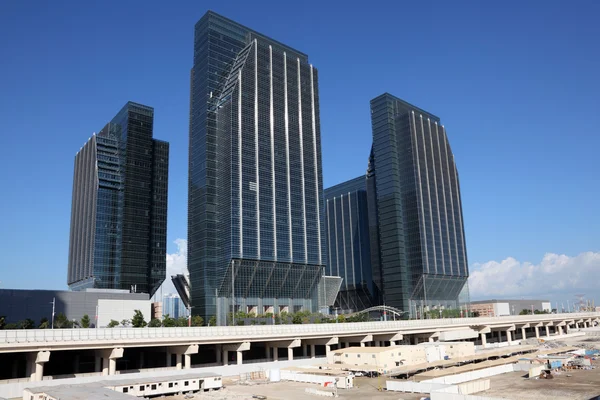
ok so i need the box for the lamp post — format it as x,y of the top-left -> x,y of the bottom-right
50,297 -> 55,329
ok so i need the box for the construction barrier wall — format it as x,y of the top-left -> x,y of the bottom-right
280,370 -> 353,389
430,393 -> 504,400
422,364 -> 515,385
386,380 -> 453,393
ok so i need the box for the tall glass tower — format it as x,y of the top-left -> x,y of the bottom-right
369,93 -> 469,315
189,11 -> 326,322
324,177 -> 375,312
67,102 -> 169,297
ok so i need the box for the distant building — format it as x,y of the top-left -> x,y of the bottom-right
67,102 -> 169,297
162,294 -> 186,319
0,288 -> 150,327
471,299 -> 552,317
324,176 -> 375,312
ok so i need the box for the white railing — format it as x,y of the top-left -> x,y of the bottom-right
0,312 -> 597,345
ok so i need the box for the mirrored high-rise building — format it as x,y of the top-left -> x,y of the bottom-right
369,93 -> 469,315
67,102 -> 169,297
324,177 -> 375,312
189,12 -> 326,322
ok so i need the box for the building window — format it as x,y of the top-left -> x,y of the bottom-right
139,386 -> 144,391
184,381 -> 189,386
169,383 -> 173,388
123,388 -> 128,393
151,384 -> 157,390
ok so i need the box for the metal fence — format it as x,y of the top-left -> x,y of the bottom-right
0,312 -> 597,344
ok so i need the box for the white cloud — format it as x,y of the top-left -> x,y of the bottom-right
155,239 -> 188,299
468,251 -> 600,301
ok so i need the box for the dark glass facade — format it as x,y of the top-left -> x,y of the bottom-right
324,177 -> 375,312
369,93 -> 468,315
67,102 -> 169,297
189,12 -> 325,322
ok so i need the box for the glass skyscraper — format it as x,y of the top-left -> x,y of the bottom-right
369,93 -> 469,315
188,11 -> 325,322
324,177 -> 375,312
67,102 -> 169,297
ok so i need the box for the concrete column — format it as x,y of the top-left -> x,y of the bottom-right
390,341 -> 397,346
272,347 -> 278,362
302,345 -> 308,357
535,326 -> 540,339
102,357 -> 109,376
521,328 -> 526,340
28,351 -> 50,382
73,354 -> 80,374
109,358 -> 117,375
184,354 -> 191,370
34,362 -> 44,382
222,350 -> 228,366
497,331 -> 502,342
176,354 -> 182,370
237,351 -> 243,365
11,360 -> 18,379
428,337 -> 434,343
545,326 -> 550,337
95,356 -> 102,373
558,326 -> 564,336
480,333 -> 487,346
166,352 -> 172,367
325,345 -> 331,356
25,359 -> 32,378
360,342 -> 365,347
288,348 -> 294,361
506,330 -> 512,342
265,347 -> 270,361
310,344 -> 316,359
216,347 -> 222,364
138,352 -> 144,369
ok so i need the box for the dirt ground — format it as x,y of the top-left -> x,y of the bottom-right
166,334 -> 600,400
167,376 -> 425,400
479,335 -> 600,400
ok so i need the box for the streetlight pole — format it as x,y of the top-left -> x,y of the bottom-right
50,297 -> 55,329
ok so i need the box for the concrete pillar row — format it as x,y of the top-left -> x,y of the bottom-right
170,344 -> 199,370
96,348 -> 123,377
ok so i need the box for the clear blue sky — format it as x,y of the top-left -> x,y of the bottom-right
1,1 -> 598,304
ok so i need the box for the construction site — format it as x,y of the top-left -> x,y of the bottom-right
162,327 -> 600,400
